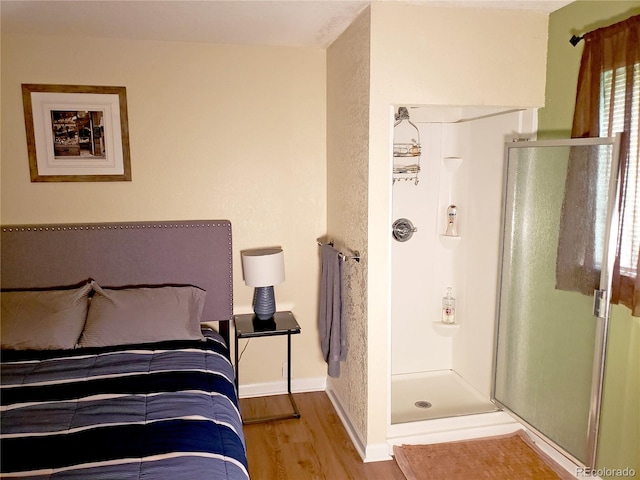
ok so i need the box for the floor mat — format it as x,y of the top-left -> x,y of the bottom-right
393,430 -> 575,480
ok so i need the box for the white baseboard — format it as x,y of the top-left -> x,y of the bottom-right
364,442 -> 395,463
238,376 -> 326,398
325,387 -> 368,460
524,429 -> 594,480
325,386 -> 393,463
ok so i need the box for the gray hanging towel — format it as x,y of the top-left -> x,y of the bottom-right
319,244 -> 346,377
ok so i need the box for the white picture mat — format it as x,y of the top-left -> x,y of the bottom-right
31,92 -> 124,176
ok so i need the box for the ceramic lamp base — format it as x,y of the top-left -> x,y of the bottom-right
253,286 -> 276,320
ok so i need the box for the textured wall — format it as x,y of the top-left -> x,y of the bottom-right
326,7 -> 372,445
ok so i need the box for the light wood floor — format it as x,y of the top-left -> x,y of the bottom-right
241,391 -> 406,480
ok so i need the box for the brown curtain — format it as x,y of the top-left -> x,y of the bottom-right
557,15 -> 640,316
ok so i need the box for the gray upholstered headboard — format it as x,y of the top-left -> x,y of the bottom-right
1,220 -> 233,344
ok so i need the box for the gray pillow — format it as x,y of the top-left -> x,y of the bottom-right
1,283 -> 92,350
78,282 -> 206,348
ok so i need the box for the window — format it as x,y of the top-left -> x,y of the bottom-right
556,14 -> 640,315
601,64 -> 640,277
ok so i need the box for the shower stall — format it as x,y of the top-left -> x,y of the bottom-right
390,105 -> 532,427
389,104 -> 622,470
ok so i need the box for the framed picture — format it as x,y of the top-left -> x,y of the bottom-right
22,84 -> 131,182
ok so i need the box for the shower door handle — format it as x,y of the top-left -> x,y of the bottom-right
593,289 -> 608,319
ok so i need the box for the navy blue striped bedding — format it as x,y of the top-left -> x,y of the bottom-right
0,329 -> 249,480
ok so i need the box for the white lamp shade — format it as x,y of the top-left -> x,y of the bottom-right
241,248 -> 285,287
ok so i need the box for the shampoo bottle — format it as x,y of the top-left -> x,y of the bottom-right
442,287 -> 456,324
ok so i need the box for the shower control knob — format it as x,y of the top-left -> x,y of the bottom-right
392,218 -> 417,242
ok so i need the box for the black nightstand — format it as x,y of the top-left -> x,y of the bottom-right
233,311 -> 301,424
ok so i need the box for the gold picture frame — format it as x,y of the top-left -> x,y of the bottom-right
22,84 -> 131,182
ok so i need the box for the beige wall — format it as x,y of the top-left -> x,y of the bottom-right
1,33 -> 328,386
365,2 -> 549,451
540,1 -> 640,475
369,4 -> 548,107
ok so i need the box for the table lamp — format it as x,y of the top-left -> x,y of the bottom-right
241,247 -> 285,320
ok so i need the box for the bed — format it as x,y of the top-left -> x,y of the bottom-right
0,220 -> 249,479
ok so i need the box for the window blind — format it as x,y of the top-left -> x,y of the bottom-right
601,64 -> 640,276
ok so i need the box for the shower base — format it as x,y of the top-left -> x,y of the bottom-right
391,369 -> 498,424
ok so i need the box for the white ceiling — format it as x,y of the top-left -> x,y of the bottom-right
0,0 -> 573,49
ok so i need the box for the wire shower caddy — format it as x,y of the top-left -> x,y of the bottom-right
393,106 -> 421,185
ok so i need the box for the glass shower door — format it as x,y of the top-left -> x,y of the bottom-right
493,136 -> 621,469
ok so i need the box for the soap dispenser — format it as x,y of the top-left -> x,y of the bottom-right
442,287 -> 456,324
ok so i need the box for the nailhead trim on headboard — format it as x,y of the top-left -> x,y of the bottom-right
1,220 -> 234,325
2,221 -> 232,232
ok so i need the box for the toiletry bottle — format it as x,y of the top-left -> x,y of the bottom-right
442,287 -> 456,324
445,205 -> 458,236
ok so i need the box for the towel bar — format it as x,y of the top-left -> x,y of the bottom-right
317,240 -> 360,263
